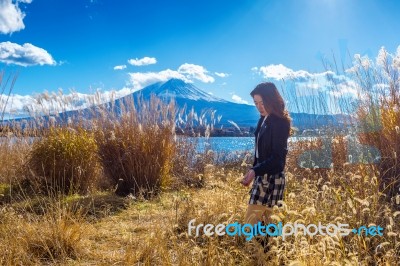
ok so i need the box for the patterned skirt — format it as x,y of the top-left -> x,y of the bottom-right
249,172 -> 285,207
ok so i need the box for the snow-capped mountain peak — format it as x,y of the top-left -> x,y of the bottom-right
137,78 -> 228,103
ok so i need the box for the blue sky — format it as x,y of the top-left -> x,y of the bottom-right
1,0 -> 400,115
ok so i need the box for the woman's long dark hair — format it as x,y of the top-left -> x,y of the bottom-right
250,82 -> 291,124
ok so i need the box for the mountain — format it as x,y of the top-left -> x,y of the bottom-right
115,78 -> 259,127
1,78 -> 350,133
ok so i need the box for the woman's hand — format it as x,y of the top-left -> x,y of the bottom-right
241,169 -> 255,186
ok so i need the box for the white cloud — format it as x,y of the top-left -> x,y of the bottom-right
328,83 -> 358,98
178,63 -> 215,83
113,64 -> 126,70
253,64 -> 313,82
253,63 -> 358,95
1,86 -> 139,117
128,63 -> 215,90
128,56 -> 157,66
231,94 -> 249,104
96,86 -> 134,100
1,93 -> 33,115
252,63 -> 365,115
215,72 -> 229,78
293,82 -> 324,97
0,0 -> 32,34
305,83 -> 321,89
0,41 -> 56,66
128,69 -> 189,89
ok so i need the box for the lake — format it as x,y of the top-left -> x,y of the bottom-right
189,137 -> 255,153
185,136 -> 315,153
189,135 -> 379,167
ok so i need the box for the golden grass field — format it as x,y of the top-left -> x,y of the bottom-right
0,158 -> 399,265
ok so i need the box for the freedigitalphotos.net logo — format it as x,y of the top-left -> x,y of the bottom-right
188,219 -> 384,241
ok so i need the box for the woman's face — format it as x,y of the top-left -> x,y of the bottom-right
253,94 -> 268,116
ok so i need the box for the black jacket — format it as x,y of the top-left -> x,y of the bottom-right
252,113 -> 290,176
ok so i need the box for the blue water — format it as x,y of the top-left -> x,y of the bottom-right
188,137 -> 255,153
188,136 -> 313,153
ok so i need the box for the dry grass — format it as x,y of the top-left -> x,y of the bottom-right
94,95 -> 177,197
2,166 -> 398,265
0,137 -> 31,183
0,201 -> 90,265
25,127 -> 100,195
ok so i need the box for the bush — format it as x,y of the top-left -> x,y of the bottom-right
27,127 -> 100,194
96,96 -> 176,197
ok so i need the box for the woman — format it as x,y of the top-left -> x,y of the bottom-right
241,82 -> 291,228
